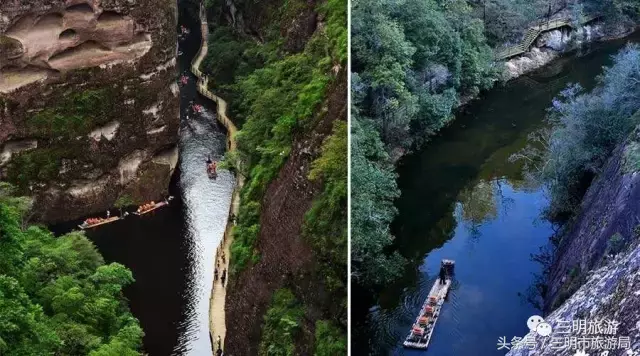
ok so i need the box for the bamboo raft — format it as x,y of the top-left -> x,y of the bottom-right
133,196 -> 174,216
78,216 -> 121,230
404,259 -> 455,349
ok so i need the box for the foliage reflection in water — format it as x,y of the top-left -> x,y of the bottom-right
353,32 -> 640,356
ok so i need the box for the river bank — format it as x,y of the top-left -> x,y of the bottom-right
353,29 -> 640,356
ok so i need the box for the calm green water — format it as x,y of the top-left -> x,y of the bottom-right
352,32 -> 640,356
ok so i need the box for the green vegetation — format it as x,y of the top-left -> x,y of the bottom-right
518,45 -> 640,218
0,185 -> 142,355
304,121 -> 347,301
606,232 -> 625,256
206,0 -> 346,279
623,139 -> 640,172
4,86 -> 121,192
351,117 -> 404,285
226,16 -> 335,275
552,265 -> 586,310
27,89 -> 113,138
204,0 -> 346,351
114,195 -> 134,210
114,195 -> 135,216
201,26 -> 262,89
5,147 -> 69,190
258,289 -> 304,356
313,320 -> 347,356
474,0 -> 640,46
478,0 -> 553,45
351,0 -> 499,287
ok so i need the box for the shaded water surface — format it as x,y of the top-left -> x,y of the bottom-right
353,32 -> 640,356
53,1 -> 233,354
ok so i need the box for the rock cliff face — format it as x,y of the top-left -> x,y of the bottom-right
0,0 -> 179,222
507,128 -> 640,356
504,23 -> 606,80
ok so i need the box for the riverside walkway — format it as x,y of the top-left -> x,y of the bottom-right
191,3 -> 237,151
496,15 -> 600,60
190,1 -> 243,353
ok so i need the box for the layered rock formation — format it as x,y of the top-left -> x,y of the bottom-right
0,0 -> 179,222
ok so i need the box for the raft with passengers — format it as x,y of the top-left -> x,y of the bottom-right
133,196 -> 175,216
78,214 -> 121,230
78,196 -> 174,229
404,259 -> 455,349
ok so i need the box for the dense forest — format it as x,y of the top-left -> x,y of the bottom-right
203,0 -> 347,352
351,0 -> 640,289
351,0 -> 499,286
0,184 -> 142,355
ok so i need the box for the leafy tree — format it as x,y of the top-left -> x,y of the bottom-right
351,0 -> 499,287
479,0 -> 549,45
114,195 -> 134,215
202,0 -> 347,351
305,121 -> 348,298
0,190 -> 143,355
351,116 -> 405,285
0,276 -> 60,355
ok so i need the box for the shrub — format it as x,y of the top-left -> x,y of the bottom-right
259,289 -> 304,356
606,232 -> 625,256
27,89 -> 112,137
314,320 -> 346,355
515,45 -> 640,218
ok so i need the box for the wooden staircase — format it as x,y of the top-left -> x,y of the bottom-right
496,15 -> 600,61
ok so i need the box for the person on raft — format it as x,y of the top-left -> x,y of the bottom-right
206,156 -> 217,175
438,265 -> 447,285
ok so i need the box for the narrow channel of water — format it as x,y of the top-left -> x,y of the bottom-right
352,32 -> 640,356
51,1 -> 233,354
173,1 -> 234,354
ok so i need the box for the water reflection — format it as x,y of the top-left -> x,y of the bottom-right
458,179 -> 500,228
353,32 -> 640,356
370,179 -> 552,356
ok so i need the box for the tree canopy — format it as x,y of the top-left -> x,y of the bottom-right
351,0 -> 499,287
0,185 -> 143,355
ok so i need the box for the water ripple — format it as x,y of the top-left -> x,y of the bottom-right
172,106 -> 235,355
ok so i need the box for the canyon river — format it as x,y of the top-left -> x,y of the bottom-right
52,1 -> 233,354
352,31 -> 640,356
